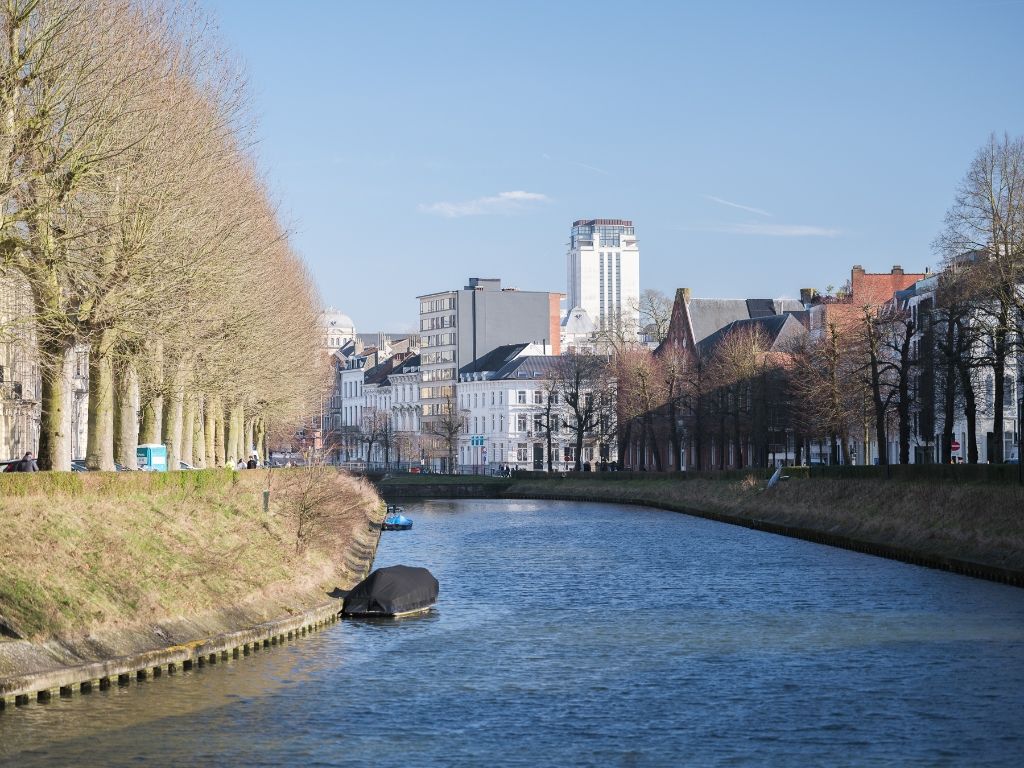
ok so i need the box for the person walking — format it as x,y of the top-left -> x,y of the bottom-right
247,454 -> 258,470
5,452 -> 40,472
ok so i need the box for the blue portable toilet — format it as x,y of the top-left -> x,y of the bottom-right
137,443 -> 168,472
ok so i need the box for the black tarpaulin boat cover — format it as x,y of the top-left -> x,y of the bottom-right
342,565 -> 439,616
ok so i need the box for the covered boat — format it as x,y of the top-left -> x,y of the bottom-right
342,565 -> 439,617
383,505 -> 413,531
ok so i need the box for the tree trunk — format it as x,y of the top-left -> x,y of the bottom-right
940,317 -> 957,464
235,408 -> 246,462
37,347 -> 70,471
958,363 -> 978,463
182,394 -> 195,468
140,395 -> 161,444
113,363 -> 139,469
225,402 -> 242,465
992,324 -> 1007,463
193,395 -> 206,467
244,418 -> 254,462
162,367 -> 185,469
214,404 -> 226,467
254,416 -> 266,465
85,328 -> 117,470
205,396 -> 217,466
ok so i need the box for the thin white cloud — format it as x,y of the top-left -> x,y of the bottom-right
671,222 -> 842,238
703,194 -> 772,217
723,222 -> 842,237
419,190 -> 551,218
575,162 -> 611,176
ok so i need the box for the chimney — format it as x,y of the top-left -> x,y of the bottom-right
851,265 -> 865,278
891,265 -> 904,275
680,287 -> 692,303
799,288 -> 817,305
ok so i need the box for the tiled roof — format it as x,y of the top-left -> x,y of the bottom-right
459,343 -> 530,376
696,314 -> 805,357
687,298 -> 804,343
493,355 -> 563,381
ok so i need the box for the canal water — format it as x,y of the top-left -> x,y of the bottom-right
3,499 -> 1024,766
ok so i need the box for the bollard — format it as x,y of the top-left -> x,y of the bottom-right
263,489 -> 270,515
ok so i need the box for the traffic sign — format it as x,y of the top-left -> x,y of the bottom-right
951,439 -> 961,451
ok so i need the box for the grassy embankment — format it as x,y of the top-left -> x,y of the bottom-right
505,474 -> 1024,572
0,468 -> 382,642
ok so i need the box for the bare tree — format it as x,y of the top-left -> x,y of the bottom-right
553,352 -> 612,471
936,133 -> 1024,462
422,395 -> 463,473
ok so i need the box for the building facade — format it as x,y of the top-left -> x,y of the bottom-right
417,277 -> 561,470
456,344 -> 612,473
566,219 -> 640,334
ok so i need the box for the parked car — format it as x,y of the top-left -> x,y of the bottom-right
179,461 -> 196,470
71,460 -> 129,471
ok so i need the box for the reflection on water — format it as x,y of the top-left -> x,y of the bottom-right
3,499 -> 1024,767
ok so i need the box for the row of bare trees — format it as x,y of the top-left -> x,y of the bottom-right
617,134 -> 1024,469
1,0 -> 325,470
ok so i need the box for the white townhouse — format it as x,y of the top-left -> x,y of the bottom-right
904,273 -> 1021,464
335,355 -> 369,463
456,342 -> 610,473
387,354 -> 423,467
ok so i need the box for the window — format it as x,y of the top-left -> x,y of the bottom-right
516,414 -> 528,432
533,390 -> 543,405
533,414 -> 543,432
491,414 -> 495,431
517,443 -> 529,462
517,390 -> 527,404
491,392 -> 495,406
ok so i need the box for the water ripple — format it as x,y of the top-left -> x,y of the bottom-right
3,499 -> 1024,767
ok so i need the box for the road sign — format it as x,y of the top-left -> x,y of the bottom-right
951,440 -> 961,451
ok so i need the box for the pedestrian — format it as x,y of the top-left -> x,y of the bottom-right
247,454 -> 258,470
19,451 -> 39,472
235,458 -> 246,470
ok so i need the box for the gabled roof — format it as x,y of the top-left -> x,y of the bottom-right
459,343 -> 530,376
696,314 -> 806,358
687,297 -> 803,343
561,306 -> 595,334
390,354 -> 421,375
363,358 -> 396,386
493,355 -> 562,381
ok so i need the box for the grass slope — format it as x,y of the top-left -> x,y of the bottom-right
0,469 -> 381,641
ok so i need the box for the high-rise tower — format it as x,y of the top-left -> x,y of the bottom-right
566,219 -> 640,332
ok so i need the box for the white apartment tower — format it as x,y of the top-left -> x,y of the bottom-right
566,219 -> 640,332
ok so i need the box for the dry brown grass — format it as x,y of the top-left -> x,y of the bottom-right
0,469 -> 381,640
511,477 -> 1024,570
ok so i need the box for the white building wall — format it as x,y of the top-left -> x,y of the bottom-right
566,220 -> 640,334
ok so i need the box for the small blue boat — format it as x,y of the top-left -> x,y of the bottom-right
383,505 -> 413,531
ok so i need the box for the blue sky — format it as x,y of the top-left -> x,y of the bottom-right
205,0 -> 1024,333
